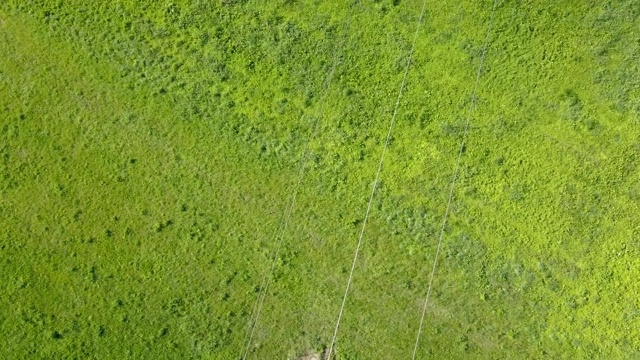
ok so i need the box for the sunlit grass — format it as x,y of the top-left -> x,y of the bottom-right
1,1 -> 639,358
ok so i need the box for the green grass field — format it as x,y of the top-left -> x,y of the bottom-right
1,0 -> 639,359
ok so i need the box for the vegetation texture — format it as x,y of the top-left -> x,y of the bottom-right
1,0 -> 639,359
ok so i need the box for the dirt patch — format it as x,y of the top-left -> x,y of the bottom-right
298,351 -> 323,360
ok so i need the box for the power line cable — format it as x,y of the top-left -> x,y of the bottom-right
411,1 -> 498,359
326,0 -> 429,358
240,3 -> 358,359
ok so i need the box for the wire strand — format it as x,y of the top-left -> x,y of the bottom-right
240,3 -> 358,359
326,0 -> 429,358
411,1 -> 498,359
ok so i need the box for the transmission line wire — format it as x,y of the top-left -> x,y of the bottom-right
326,0 -> 429,358
240,2 -> 358,359
411,1 -> 498,359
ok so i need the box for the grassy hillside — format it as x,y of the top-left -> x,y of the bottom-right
1,0 -> 639,359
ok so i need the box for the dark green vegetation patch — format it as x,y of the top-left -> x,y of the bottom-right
1,0 -> 639,359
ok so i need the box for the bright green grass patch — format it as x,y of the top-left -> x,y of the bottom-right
1,1 -> 639,359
